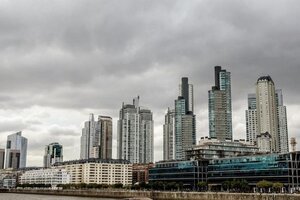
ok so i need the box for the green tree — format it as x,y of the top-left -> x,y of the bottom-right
197,181 -> 207,191
257,180 -> 273,193
272,182 -> 283,193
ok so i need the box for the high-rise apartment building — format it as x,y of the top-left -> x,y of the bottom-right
209,66 -> 232,141
0,149 -> 5,169
43,142 -> 63,168
163,108 -> 175,160
173,77 -> 196,160
80,114 -> 112,160
5,131 -> 27,169
246,93 -> 258,145
117,96 -> 153,163
256,76 -> 279,152
246,76 -> 289,153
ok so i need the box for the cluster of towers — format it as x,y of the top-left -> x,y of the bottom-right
163,66 -> 290,161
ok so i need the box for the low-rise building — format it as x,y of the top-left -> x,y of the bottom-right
132,163 -> 154,184
55,158 -> 132,186
186,137 -> 259,160
20,168 -> 70,186
149,159 -> 208,190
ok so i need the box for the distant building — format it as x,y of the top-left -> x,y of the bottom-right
5,132 -> 27,169
163,108 -> 175,161
117,96 -> 153,164
80,114 -> 113,160
20,168 -> 70,186
256,132 -> 272,153
174,78 -> 196,160
0,149 -> 5,169
132,163 -> 154,185
186,137 -> 259,160
209,66 -> 232,141
245,93 -> 257,145
43,143 -> 63,168
55,159 -> 132,185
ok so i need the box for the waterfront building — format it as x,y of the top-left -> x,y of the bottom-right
43,143 -> 63,168
245,93 -> 257,145
186,137 -> 259,160
209,66 -> 232,141
80,114 -> 113,160
117,96 -> 153,163
174,78 -> 196,160
149,159 -> 208,190
0,149 -> 4,169
55,158 -> 132,185
246,77 -> 289,153
256,132 -> 272,153
207,151 -> 300,192
20,168 -> 70,186
5,132 -> 27,169
163,108 -> 175,161
132,163 -> 154,185
276,89 -> 289,153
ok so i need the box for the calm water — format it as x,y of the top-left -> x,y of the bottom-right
0,193 -> 120,200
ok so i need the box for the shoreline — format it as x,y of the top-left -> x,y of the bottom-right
2,189 -> 300,200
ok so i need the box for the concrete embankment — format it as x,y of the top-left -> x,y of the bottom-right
7,189 -> 300,200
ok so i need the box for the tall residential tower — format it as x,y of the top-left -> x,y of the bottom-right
208,66 -> 232,141
117,96 -> 153,163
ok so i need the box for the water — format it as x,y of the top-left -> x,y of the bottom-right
0,193 -> 119,200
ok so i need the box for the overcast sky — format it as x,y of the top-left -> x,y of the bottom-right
0,0 -> 300,166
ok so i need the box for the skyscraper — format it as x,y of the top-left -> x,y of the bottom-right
173,77 -> 196,160
163,108 -> 175,160
117,96 -> 153,164
256,76 -> 279,153
0,149 -> 5,169
246,93 -> 258,145
44,142 -> 63,168
5,131 -> 27,169
209,66 -> 232,141
80,114 -> 113,160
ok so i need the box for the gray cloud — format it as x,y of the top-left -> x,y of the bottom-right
0,0 -> 300,165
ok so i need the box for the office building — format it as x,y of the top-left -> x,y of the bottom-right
55,158 -> 132,185
43,143 -> 63,168
20,168 -> 70,186
163,108 -> 175,161
0,149 -> 4,169
117,96 -> 153,163
174,77 -> 196,160
186,137 -> 259,160
207,152 -> 300,192
80,114 -> 113,160
149,160 -> 208,190
209,66 -> 232,141
5,132 -> 27,169
132,163 -> 154,185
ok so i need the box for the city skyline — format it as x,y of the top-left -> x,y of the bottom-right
1,1 -> 300,167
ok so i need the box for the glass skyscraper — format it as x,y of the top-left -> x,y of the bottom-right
43,142 -> 63,168
209,66 -> 232,141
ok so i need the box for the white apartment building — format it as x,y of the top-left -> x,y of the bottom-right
20,168 -> 70,186
56,159 -> 132,185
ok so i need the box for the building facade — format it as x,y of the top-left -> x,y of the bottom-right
55,159 -> 132,185
132,163 -> 154,185
163,108 -> 175,161
209,66 -> 232,141
186,137 -> 259,160
20,168 -> 70,186
174,78 -> 196,160
44,143 -> 63,168
0,149 -> 5,169
117,96 -> 153,163
208,152 -> 300,192
5,132 -> 27,169
149,160 -> 208,190
256,132 -> 272,153
80,114 -> 113,160
246,93 -> 258,145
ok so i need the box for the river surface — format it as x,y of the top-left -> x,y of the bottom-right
0,193 -> 120,200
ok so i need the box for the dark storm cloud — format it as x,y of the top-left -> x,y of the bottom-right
0,0 -> 300,164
